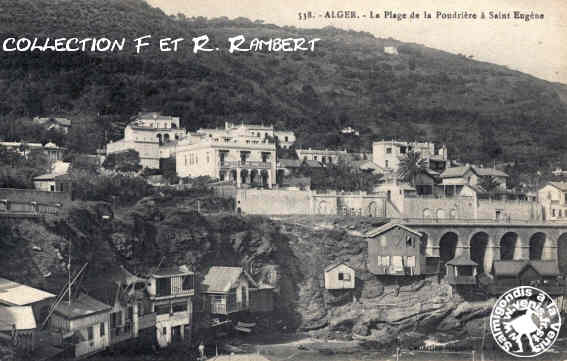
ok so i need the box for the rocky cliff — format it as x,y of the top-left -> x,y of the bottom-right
0,198 -> 495,353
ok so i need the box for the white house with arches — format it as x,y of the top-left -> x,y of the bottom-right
106,112 -> 187,169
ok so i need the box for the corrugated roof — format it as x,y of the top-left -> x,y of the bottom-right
365,223 -> 422,238
202,267 -> 257,293
54,293 -> 111,320
446,255 -> 478,266
0,278 -> 55,306
493,260 -> 560,277
0,306 -> 36,331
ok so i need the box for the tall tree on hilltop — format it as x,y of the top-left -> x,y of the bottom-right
397,151 -> 426,186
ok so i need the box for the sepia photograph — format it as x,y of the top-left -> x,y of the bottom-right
0,0 -> 566,360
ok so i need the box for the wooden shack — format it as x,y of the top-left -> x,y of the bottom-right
446,255 -> 478,285
50,293 -> 112,358
249,284 -> 275,313
366,223 -> 437,276
489,260 -> 565,296
324,263 -> 355,289
201,267 -> 257,315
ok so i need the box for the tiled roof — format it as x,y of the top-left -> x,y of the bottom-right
365,223 -> 422,238
440,165 -> 508,179
54,293 -> 111,320
0,306 -> 36,331
202,267 -> 257,293
0,278 -> 55,306
153,265 -> 194,277
493,260 -> 560,277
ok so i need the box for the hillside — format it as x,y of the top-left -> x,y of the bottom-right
1,0 -> 567,181
0,199 -> 497,355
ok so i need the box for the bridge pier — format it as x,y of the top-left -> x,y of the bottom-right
543,245 -> 558,261
484,245 -> 499,274
514,244 -> 529,260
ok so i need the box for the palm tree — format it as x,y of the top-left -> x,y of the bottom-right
397,151 -> 426,186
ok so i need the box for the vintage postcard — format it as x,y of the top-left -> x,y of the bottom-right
0,0 -> 566,360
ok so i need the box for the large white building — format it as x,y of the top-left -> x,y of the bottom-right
295,148 -> 348,165
372,140 -> 448,174
176,129 -> 277,188
105,112 -> 187,169
197,122 -> 296,149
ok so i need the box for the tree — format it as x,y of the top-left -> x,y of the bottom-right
479,176 -> 501,194
397,151 -> 426,186
102,150 -> 142,173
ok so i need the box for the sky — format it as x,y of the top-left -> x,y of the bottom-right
148,0 -> 567,84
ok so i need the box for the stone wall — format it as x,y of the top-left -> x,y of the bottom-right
0,188 -> 71,204
476,199 -> 543,221
402,197 -> 475,219
236,189 -> 312,215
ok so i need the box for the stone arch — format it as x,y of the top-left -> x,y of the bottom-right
439,232 -> 458,275
436,209 -> 446,219
164,133 -> 170,143
275,169 -> 284,185
318,200 -> 329,214
529,232 -> 546,260
500,232 -> 519,260
558,233 -> 567,273
423,208 -> 431,218
470,232 -> 490,274
156,133 -> 163,145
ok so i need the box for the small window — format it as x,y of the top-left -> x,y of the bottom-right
406,237 -> 413,247
87,326 -> 94,341
162,327 -> 167,336
385,160 -> 389,168
400,146 -> 406,154
214,295 -> 224,302
155,304 -> 170,315
386,148 -> 392,154
172,302 -> 187,313
100,323 -> 105,337
552,209 -> 556,217
338,272 -> 344,281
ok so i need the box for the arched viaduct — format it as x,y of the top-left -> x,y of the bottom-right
401,220 -> 567,275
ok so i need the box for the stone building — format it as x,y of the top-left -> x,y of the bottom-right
197,122 -> 296,149
372,140 -> 448,174
176,130 -> 277,188
537,182 -> 567,221
295,148 -> 348,165
105,112 -> 187,169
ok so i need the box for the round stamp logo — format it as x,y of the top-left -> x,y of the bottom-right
490,286 -> 561,357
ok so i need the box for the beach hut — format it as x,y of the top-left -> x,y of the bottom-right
324,263 -> 355,290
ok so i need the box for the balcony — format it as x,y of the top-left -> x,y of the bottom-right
209,302 -> 248,315
219,161 -> 271,169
